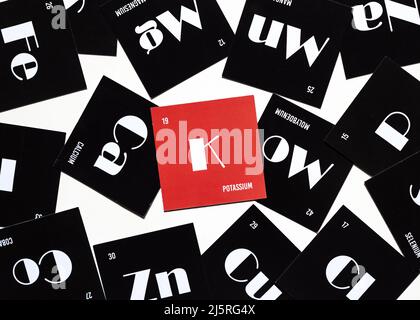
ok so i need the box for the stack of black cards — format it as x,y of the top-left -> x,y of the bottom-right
324,57 -> 420,284
277,206 -> 417,300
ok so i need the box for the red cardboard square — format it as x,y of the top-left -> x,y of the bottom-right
151,96 -> 266,211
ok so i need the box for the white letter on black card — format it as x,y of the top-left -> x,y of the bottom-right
135,0 -> 202,54
352,2 -> 384,31
410,184 -> 420,206
352,0 -> 420,32
248,14 -> 284,49
285,26 -> 330,67
1,21 -> 39,81
263,136 -> 334,189
13,250 -> 72,286
375,112 -> 410,151
326,255 -> 375,300
248,14 -> 329,67
288,145 -> 334,190
123,268 -> 191,300
384,0 -> 420,32
156,0 -> 202,41
0,158 -> 16,192
225,248 -> 282,300
94,116 -> 148,176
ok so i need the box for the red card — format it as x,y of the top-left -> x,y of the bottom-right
151,96 -> 266,211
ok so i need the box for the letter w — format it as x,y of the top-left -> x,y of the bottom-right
157,0 -> 202,41
288,145 -> 334,190
286,26 -> 330,67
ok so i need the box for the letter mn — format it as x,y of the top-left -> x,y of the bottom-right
248,14 -> 330,67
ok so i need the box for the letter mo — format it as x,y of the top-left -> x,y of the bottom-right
94,115 -> 148,176
262,135 -> 334,190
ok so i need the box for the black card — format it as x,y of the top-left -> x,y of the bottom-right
65,0 -> 117,56
55,76 -> 160,218
277,206 -> 417,300
337,0 -> 420,79
94,224 -> 208,300
366,151 -> 420,268
0,0 -> 86,112
100,0 -> 234,98
202,205 -> 300,300
325,58 -> 420,176
0,208 -> 104,300
0,123 -> 65,228
258,95 -> 352,232
222,0 -> 351,108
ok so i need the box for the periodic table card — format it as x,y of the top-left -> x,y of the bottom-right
0,208 -> 104,300
0,0 -> 86,112
202,205 -> 300,300
325,58 -> 420,176
258,95 -> 352,232
94,224 -> 208,300
101,0 -> 234,98
65,0 -> 117,56
151,96 -> 267,211
222,0 -> 351,108
337,0 -> 420,79
277,206 -> 417,300
366,151 -> 420,268
55,76 -> 160,218
0,123 -> 65,228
